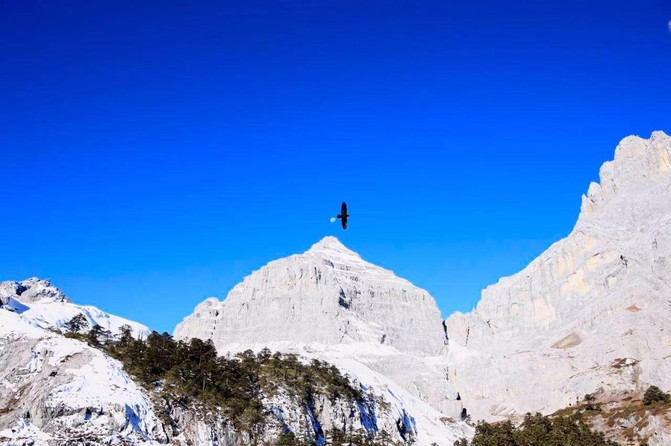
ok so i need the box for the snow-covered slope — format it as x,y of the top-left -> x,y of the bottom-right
0,307 -> 166,445
445,131 -> 671,435
1,277 -> 472,445
0,279 -> 159,444
0,278 -> 149,339
175,237 -> 470,443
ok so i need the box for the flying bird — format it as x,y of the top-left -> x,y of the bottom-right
337,201 -> 349,230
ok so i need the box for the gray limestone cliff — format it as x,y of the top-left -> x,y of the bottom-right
175,236 -> 463,422
445,131 -> 671,444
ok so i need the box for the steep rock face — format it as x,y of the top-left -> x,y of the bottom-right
175,237 -> 467,440
446,131 -> 671,431
176,237 -> 447,356
162,369 -> 471,446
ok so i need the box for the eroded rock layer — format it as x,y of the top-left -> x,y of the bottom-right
446,131 -> 671,431
175,237 -> 463,421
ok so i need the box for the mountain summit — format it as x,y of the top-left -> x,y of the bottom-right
175,236 -> 465,440
307,235 -> 357,254
0,278 -> 69,307
175,236 -> 447,356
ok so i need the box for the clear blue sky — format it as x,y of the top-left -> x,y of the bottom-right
2,1 -> 670,333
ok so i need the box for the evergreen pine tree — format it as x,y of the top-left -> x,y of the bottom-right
643,385 -> 670,405
64,313 -> 89,334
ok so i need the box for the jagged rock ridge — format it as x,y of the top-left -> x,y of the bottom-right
445,131 -> 671,445
0,278 -> 69,306
0,278 -> 149,338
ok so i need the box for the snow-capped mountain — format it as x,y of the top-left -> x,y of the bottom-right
0,281 -> 164,445
5,131 -> 669,445
175,237 -> 469,443
176,237 -> 447,356
445,131 -> 671,443
0,278 -> 149,338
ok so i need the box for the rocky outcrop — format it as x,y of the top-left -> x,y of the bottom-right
0,278 -> 149,339
445,131 -> 671,437
0,278 -> 69,307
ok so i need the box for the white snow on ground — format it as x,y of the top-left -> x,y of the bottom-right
0,419 -> 50,446
214,341 -> 473,445
1,278 -> 150,339
19,300 -> 150,339
0,309 -> 163,445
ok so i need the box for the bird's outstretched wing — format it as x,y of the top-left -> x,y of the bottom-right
340,201 -> 348,229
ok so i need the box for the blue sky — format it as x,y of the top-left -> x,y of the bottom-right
2,1 -> 670,333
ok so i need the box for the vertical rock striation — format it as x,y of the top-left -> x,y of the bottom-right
175,236 -> 466,439
176,236 -> 446,356
445,131 -> 671,425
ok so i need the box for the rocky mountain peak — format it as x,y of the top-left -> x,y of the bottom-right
306,236 -> 361,259
1,277 -> 149,339
446,131 -> 671,423
0,278 -> 70,306
176,237 -> 446,355
308,235 -> 349,251
174,237 -> 459,417
579,130 -> 670,219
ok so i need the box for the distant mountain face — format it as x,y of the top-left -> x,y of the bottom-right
445,131 -> 671,436
175,236 -> 469,443
176,236 -> 447,356
1,278 -> 69,306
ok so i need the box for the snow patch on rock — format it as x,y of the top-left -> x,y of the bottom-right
1,278 -> 149,339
